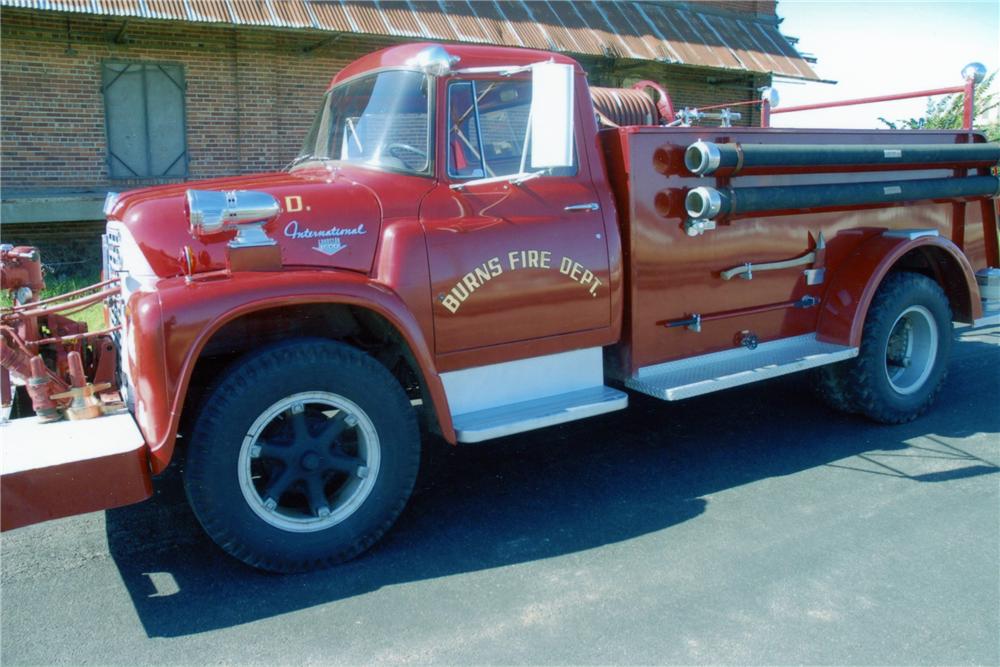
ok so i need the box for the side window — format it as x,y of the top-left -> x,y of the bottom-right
448,79 -> 576,179
447,81 -> 485,178
101,61 -> 188,180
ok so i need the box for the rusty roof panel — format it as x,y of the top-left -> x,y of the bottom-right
405,0 -> 453,41
186,0 -> 233,22
96,0 -> 144,17
143,1 -> 190,20
375,1 -> 427,38
441,1 -> 491,43
39,0 -> 99,13
613,2 -> 671,62
490,1 -> 550,51
630,2 -> 688,64
603,1 -> 661,60
344,1 -> 391,36
545,0 -> 603,56
658,4 -> 730,69
228,1 -> 272,26
695,12 -> 747,71
519,0 -> 575,53
464,1 -> 519,47
308,1 -> 354,32
734,17 -> 784,73
565,1 -> 619,58
748,20 -> 810,79
269,0 -> 313,28
713,15 -> 765,72
0,0 -> 820,80
535,0 -> 585,54
679,7 -> 738,69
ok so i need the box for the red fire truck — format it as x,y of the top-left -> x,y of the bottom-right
2,43 -> 998,572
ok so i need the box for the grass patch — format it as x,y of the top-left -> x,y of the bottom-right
1,273 -> 106,332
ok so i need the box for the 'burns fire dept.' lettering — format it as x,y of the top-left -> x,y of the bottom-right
442,250 -> 603,314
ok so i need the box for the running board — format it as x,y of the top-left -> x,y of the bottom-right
626,334 -> 858,401
453,386 -> 628,443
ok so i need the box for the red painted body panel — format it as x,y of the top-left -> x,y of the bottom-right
600,126 -> 994,375
106,165 -> 435,279
0,434 -> 153,531
0,442 -> 152,531
416,68 -> 623,370
420,70 -> 617,357
816,235 -> 980,347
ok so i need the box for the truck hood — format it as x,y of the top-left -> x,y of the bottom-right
105,165 -> 387,278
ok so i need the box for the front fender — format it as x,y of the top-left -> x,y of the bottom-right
816,234 -> 981,347
130,270 -> 453,474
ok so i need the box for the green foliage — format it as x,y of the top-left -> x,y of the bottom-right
0,273 -> 106,333
879,71 -> 999,141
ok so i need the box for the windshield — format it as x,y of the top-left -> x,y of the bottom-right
295,70 -> 432,175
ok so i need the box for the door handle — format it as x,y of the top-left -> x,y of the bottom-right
564,202 -> 600,212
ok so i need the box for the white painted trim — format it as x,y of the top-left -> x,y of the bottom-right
441,347 -> 603,417
454,386 -> 627,443
1,412 -> 145,474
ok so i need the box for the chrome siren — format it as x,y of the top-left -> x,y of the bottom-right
187,189 -> 280,247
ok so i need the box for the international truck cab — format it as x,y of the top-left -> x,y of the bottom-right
2,43 -> 998,572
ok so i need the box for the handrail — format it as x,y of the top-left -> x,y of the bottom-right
762,62 -> 986,131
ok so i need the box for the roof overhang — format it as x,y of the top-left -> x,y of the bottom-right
0,0 -> 821,80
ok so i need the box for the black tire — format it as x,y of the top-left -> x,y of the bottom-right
812,361 -> 858,414
830,271 -> 952,424
184,338 -> 420,573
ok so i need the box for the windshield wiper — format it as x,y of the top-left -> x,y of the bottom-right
449,170 -> 545,191
284,154 -> 330,171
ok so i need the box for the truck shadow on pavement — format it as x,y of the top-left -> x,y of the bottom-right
106,336 -> 999,638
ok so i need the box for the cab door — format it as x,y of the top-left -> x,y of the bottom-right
420,76 -> 611,355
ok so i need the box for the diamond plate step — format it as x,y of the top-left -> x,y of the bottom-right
453,386 -> 628,443
626,333 -> 858,401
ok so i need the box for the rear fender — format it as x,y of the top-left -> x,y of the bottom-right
131,271 -> 454,474
816,234 -> 981,347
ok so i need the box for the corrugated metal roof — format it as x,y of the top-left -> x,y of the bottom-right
0,0 -> 820,80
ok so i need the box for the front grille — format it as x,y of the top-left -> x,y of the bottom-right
105,227 -> 125,350
104,225 -> 132,405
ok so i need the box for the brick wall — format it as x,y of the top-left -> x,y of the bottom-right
0,9 -> 400,190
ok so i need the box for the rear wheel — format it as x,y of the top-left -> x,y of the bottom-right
184,338 -> 420,572
817,272 -> 952,424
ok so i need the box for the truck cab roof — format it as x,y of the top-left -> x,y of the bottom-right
329,42 -> 583,88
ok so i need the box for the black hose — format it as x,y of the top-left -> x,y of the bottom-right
685,140 -> 1000,176
686,175 -> 1000,219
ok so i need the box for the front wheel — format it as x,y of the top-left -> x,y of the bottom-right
817,272 -> 952,424
184,339 -> 420,572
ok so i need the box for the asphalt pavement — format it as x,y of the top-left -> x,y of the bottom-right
2,326 -> 998,665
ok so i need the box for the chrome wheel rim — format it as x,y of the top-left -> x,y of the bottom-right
883,305 -> 938,395
238,391 -> 381,532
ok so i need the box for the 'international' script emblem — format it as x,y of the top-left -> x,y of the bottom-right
284,220 -> 366,257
